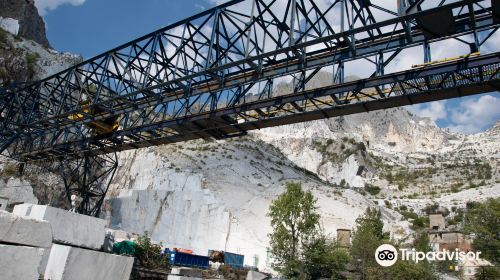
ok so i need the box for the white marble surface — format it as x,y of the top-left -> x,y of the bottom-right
13,204 -> 106,250
44,244 -> 134,280
0,210 -> 52,248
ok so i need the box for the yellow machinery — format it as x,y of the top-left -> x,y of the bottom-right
68,100 -> 119,135
412,52 -> 480,68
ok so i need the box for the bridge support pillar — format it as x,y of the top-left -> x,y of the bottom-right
59,153 -> 118,217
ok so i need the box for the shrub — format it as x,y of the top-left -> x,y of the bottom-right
384,200 -> 392,208
0,164 -> 18,178
26,52 -> 39,77
0,28 -> 6,43
135,231 -> 169,269
364,184 -> 381,196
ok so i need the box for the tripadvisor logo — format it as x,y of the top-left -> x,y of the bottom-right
375,244 -> 398,267
375,244 -> 482,267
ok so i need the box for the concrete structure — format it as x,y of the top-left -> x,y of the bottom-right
337,228 -> 351,248
429,213 -> 446,230
44,244 -> 134,280
428,230 -> 472,252
13,204 -> 106,250
0,244 -> 45,280
0,210 -> 52,247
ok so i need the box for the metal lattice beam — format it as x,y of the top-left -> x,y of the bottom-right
8,51 -> 500,160
1,0 -> 500,216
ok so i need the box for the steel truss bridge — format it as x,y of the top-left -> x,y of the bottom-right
1,0 -> 500,216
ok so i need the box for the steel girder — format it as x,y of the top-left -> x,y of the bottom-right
58,153 -> 118,217
1,0 -> 499,161
10,51 -> 500,160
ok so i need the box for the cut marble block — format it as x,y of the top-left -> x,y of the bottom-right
167,276 -> 202,280
44,244 -> 134,280
13,204 -> 106,250
246,271 -> 269,280
0,210 -> 52,248
0,244 -> 44,280
170,267 -> 203,277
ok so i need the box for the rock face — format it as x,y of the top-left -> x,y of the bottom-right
0,29 -> 81,83
251,107 -> 450,185
106,141 -> 411,271
0,0 -> 51,48
0,0 -> 81,84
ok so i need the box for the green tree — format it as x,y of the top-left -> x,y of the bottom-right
350,208 -> 438,280
475,266 -> 500,280
463,198 -> 500,264
350,208 -> 386,278
383,260 -> 437,280
268,182 -> 320,278
135,231 -> 168,269
301,235 -> 350,279
269,182 -> 349,279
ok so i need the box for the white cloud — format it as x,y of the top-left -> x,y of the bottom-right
446,95 -> 500,134
34,0 -> 86,16
406,95 -> 500,134
407,101 -> 448,123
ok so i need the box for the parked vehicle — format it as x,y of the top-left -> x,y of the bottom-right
165,249 -> 209,269
208,250 -> 245,268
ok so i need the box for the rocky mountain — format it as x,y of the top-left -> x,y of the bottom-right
0,0 -> 51,48
0,2 -> 81,210
104,137 -> 410,270
0,0 -> 80,83
0,27 -> 81,83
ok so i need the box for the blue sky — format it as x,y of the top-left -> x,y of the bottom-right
36,0 -> 499,134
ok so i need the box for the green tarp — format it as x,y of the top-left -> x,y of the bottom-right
113,240 -> 136,256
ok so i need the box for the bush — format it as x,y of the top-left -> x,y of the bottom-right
0,164 -> 18,178
26,52 -> 39,77
384,200 -> 392,208
302,236 -> 350,280
411,216 -> 429,229
0,28 -> 6,43
464,198 -> 500,264
399,210 -> 418,220
475,266 -> 500,280
364,184 -> 381,196
135,231 -> 168,269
